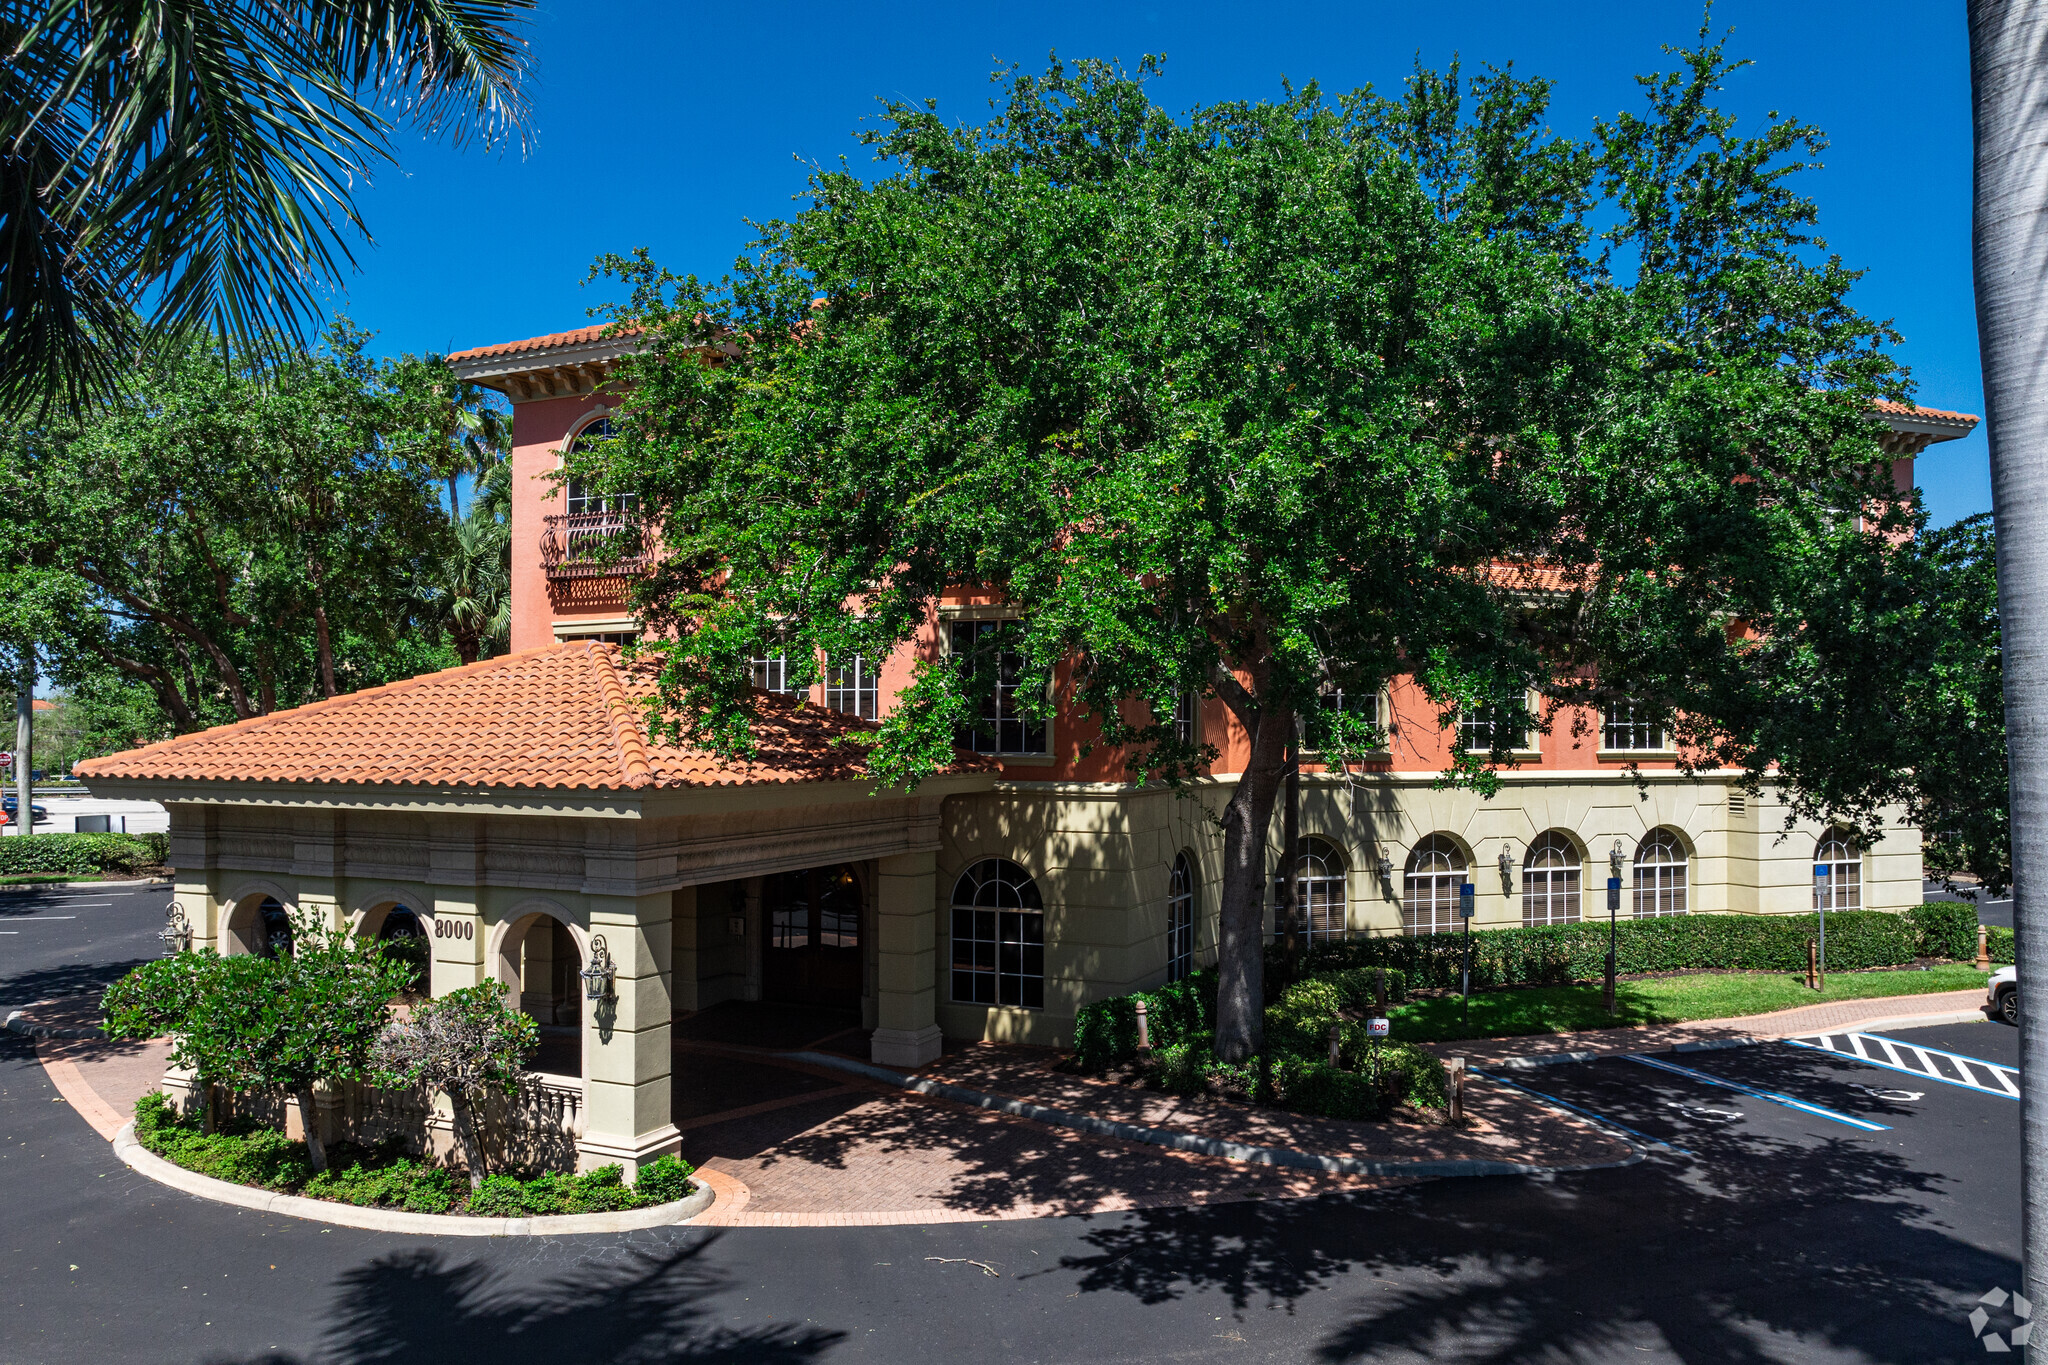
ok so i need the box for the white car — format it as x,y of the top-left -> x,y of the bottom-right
1989,965 -> 2019,1025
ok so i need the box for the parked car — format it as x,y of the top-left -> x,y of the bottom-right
1989,965 -> 2019,1025
0,795 -> 48,822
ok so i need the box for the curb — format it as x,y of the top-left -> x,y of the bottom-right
780,1051 -> 1645,1180
5,1009 -> 104,1041
1460,1008 -> 1997,1071
111,1123 -> 717,1237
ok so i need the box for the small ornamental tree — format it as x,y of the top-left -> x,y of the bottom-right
370,980 -> 538,1189
102,949 -> 222,1131
174,915 -> 413,1171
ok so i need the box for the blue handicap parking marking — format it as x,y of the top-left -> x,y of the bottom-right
1469,1066 -> 1696,1156
1783,1031 -> 2021,1101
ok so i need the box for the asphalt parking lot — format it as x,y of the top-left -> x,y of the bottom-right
0,879 -> 170,1018
1923,880 -> 2014,928
0,881 -> 2025,1363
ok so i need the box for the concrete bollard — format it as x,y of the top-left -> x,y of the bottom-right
1448,1056 -> 1466,1124
1979,922 -> 1993,972
1134,998 -> 1151,1058
1328,1022 -> 1342,1068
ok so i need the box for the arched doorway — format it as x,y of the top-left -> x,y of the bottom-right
762,864 -> 864,1009
223,895 -> 294,957
496,911 -> 585,1077
361,903 -> 430,991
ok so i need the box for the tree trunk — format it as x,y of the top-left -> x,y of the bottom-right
1213,702 -> 1293,1062
1279,741 -> 1301,978
448,1091 -> 488,1190
311,605 -> 337,698
1970,0 -> 2048,1310
294,1086 -> 328,1172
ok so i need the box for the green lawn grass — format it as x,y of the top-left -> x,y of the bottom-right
1388,963 -> 1990,1043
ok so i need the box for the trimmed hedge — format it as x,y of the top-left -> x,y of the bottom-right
0,832 -> 167,877
1073,964 -> 1414,1071
1287,908 -> 1966,990
1991,926 -> 2016,965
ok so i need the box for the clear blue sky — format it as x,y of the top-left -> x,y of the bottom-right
335,0 -> 1987,527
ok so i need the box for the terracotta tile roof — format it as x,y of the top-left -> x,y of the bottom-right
75,642 -> 983,792
445,326 -> 638,363
1873,399 -> 1980,426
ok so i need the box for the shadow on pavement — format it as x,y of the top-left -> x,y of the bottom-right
0,957 -> 153,1010
204,1237 -> 842,1365
1056,1077 -> 2011,1363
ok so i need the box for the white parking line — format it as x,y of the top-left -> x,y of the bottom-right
1784,1031 -> 2021,1101
1623,1053 -> 1893,1131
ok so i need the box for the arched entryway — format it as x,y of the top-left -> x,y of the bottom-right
223,894 -> 294,957
358,902 -> 431,991
494,910 -> 586,1078
762,863 -> 864,1010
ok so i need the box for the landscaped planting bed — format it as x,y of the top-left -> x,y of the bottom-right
1073,966 -> 1448,1121
133,1092 -> 696,1216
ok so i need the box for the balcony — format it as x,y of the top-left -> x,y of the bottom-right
540,513 -> 650,580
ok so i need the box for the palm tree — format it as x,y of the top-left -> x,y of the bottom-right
0,1 -> 535,415
425,491 -> 509,667
1969,0 -> 2048,1309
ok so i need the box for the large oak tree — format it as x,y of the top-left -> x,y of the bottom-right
581,42 -> 1921,1060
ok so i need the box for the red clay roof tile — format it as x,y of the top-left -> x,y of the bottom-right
445,326 -> 638,363
75,642 -> 980,792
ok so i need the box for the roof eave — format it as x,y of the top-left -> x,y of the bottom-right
448,336 -> 640,402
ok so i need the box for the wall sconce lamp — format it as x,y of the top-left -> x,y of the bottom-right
1375,846 -> 1393,881
159,904 -> 191,955
1610,839 -> 1626,879
581,934 -> 617,1001
1497,846 -> 1514,881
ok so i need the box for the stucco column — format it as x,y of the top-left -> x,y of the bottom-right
741,876 -> 765,1002
671,885 -> 700,1014
871,850 -> 942,1067
578,892 -> 679,1177
429,891 -> 485,996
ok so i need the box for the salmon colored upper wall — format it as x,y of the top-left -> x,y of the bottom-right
508,393 -> 629,652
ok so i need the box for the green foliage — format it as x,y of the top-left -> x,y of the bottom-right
133,1091 -> 694,1215
133,1093 -> 312,1190
168,914 -> 414,1100
633,1153 -> 698,1204
306,1155 -> 458,1214
0,832 -> 163,876
1290,911 -> 1929,989
101,951 -> 214,1039
582,44 -> 1930,1061
0,330 -> 499,738
1904,901 -> 1979,962
1990,927 -> 2016,965
0,1 -> 534,415
1071,970 -> 1219,1070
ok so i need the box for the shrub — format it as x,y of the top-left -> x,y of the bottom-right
306,1156 -> 457,1213
1990,926 -> 2016,965
1288,909 -> 1926,989
634,1153 -> 697,1203
370,979 -> 538,1189
1072,968 -> 1218,1069
1905,901 -> 1978,961
0,832 -> 164,876
466,1174 -> 528,1218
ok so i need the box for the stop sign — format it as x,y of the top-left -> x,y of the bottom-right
0,751 -> 12,769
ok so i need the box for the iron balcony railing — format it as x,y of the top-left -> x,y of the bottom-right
540,512 -> 650,580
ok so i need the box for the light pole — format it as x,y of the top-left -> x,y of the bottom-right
1813,862 -> 1829,991
1459,880 -> 1475,1030
1605,841 -> 1624,1015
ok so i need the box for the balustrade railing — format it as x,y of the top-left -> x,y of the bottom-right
540,512 -> 649,579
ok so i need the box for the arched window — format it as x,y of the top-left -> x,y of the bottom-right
1633,830 -> 1688,918
1167,852 -> 1196,982
1522,832 -> 1582,927
1815,830 -> 1861,911
950,859 -> 1045,1009
564,419 -> 637,516
1404,836 -> 1467,935
1288,837 -> 1348,942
